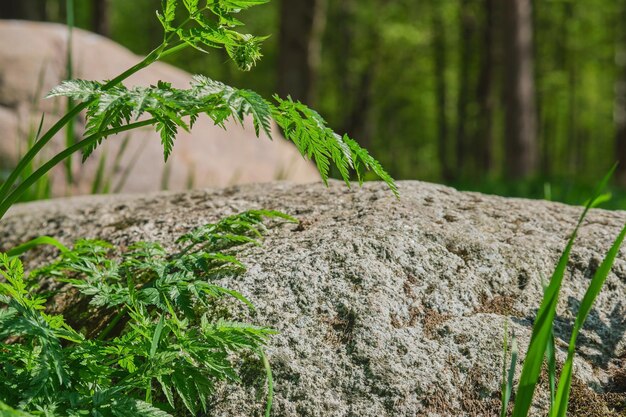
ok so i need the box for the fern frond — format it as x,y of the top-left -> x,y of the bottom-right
46,80 -> 102,101
182,0 -> 199,14
110,397 -> 173,417
47,76 -> 396,194
0,401 -> 37,417
156,0 -> 177,31
344,136 -> 399,197
216,0 -> 270,12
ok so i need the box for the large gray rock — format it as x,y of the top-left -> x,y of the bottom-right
2,181 -> 626,416
0,20 -> 319,196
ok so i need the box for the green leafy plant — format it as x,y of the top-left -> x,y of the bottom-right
0,0 -> 396,220
0,2 -> 397,415
1,210 -> 294,416
500,166 -> 626,416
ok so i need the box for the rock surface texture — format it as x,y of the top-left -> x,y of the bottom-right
2,181 -> 626,416
0,20 -> 319,195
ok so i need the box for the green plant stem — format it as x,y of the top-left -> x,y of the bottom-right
261,349 -> 273,417
97,307 -> 128,341
0,102 -> 88,203
0,119 -> 156,218
65,0 -> 75,186
160,42 -> 188,59
0,40 -> 173,212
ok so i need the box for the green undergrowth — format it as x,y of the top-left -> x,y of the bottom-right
0,0 -> 397,415
0,210 -> 296,416
455,176 -> 626,210
500,166 -> 626,416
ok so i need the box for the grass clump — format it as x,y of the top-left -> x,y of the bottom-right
501,166 -> 626,416
0,210 -> 295,416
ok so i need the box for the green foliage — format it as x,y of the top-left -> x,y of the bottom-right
157,0 -> 269,71
0,210 -> 295,416
503,167 -> 626,416
0,0 -> 395,221
46,76 -> 398,195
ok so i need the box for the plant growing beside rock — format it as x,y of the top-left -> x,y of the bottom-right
0,0 -> 397,219
501,168 -> 626,416
2,1 -> 625,416
1,210 -> 296,416
0,0 -> 396,415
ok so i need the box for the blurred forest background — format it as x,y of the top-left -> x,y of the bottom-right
2,0 -> 626,206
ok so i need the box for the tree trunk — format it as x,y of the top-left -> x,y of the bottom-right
455,0 -> 474,180
277,0 -> 327,106
433,4 -> 453,182
92,0 -> 110,36
342,58 -> 377,150
502,0 -> 538,179
615,0 -> 626,185
0,0 -> 47,20
474,0 -> 497,176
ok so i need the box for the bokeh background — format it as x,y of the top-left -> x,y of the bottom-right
2,0 -> 626,206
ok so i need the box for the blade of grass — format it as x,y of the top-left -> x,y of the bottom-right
546,326 -> 556,414
113,136 -> 143,193
540,273 -> 557,414
550,221 -> 626,417
6,236 -> 69,258
261,349 -> 274,417
511,164 -> 616,417
501,322 -> 518,417
146,314 -> 167,402
64,0 -> 76,187
91,152 -> 107,194
161,162 -> 172,191
500,321 -> 509,417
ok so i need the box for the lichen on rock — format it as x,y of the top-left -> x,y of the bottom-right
2,180 -> 626,416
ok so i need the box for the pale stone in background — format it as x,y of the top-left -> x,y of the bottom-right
0,20 -> 320,196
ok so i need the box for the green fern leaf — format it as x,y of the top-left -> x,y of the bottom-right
0,401 -> 37,417
182,0 -> 199,14
157,0 -> 177,31
110,397 -> 173,417
155,116 -> 177,161
217,0 -> 270,12
344,136 -> 399,197
46,79 -> 102,101
225,33 -> 266,71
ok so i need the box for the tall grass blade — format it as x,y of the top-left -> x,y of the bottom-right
261,349 -> 274,417
511,164 -> 616,417
501,323 -> 518,417
6,236 -> 69,258
546,326 -> 556,413
91,152 -> 107,194
161,162 -> 172,191
34,113 -> 45,142
540,273 -> 557,414
113,136 -> 143,193
550,221 -> 626,417
64,0 -> 76,187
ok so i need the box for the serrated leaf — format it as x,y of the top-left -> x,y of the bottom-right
157,0 -> 177,31
183,0 -> 199,14
155,116 -> 177,161
46,79 -> 102,100
216,0 -> 269,13
110,397 -> 173,417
